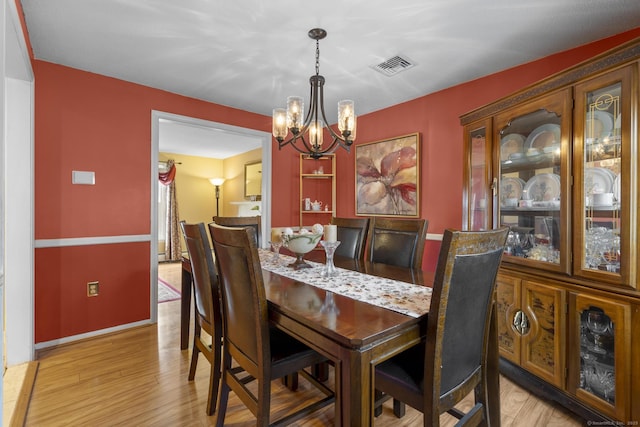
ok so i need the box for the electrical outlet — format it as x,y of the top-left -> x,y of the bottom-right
87,281 -> 99,297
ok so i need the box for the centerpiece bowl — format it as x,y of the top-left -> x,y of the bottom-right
283,230 -> 323,270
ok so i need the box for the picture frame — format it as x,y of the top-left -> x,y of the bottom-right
355,133 -> 420,217
244,161 -> 262,200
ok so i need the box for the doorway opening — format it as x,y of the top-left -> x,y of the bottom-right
150,111 -> 271,321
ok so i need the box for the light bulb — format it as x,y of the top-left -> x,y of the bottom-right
309,120 -> 324,148
272,108 -> 287,139
286,96 -> 304,131
338,100 -> 355,134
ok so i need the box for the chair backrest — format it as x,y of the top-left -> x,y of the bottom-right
212,215 -> 262,248
208,223 -> 269,379
424,227 -> 508,416
331,217 -> 370,260
179,221 -> 221,328
366,217 -> 428,269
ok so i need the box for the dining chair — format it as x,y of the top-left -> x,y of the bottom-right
330,217 -> 370,260
179,221 -> 222,416
373,227 -> 509,426
208,223 -> 335,427
366,217 -> 428,269
212,215 -> 262,247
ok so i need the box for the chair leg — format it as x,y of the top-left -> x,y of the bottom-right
374,389 -> 384,417
188,330 -> 201,381
205,341 -> 222,415
281,373 -> 299,390
312,362 -> 329,382
205,363 -> 217,415
215,353 -> 236,427
374,389 -> 398,417
393,398 -> 406,418
258,373 -> 271,427
214,381 -> 230,427
473,381 -> 491,425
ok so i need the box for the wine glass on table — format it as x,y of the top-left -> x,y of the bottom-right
269,228 -> 283,264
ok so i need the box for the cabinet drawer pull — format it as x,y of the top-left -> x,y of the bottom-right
513,310 -> 530,335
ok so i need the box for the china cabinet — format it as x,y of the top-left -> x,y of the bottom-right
461,38 -> 640,423
299,154 -> 336,228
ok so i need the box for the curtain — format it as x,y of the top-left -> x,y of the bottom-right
159,160 -> 182,261
158,160 -> 176,184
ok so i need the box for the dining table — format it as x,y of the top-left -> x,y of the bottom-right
179,247 -> 501,426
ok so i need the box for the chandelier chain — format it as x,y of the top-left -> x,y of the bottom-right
315,40 -> 320,76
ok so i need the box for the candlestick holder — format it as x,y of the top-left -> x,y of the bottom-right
320,240 -> 341,277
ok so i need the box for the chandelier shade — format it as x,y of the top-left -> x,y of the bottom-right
272,28 -> 356,159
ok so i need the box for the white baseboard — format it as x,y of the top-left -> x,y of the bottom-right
34,319 -> 153,350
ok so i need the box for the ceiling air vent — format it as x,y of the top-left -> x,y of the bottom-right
371,55 -> 416,76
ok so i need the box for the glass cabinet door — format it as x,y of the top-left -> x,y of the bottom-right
463,119 -> 493,231
570,294 -> 630,420
494,90 -> 571,273
573,67 -> 634,288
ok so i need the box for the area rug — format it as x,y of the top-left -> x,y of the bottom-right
158,278 -> 181,303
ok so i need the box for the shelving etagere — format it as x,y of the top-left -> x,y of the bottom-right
299,154 -> 336,228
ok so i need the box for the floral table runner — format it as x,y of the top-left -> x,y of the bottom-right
258,249 -> 431,317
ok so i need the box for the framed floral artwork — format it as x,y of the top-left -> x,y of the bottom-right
355,133 -> 420,217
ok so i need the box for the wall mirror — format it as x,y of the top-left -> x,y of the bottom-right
244,161 -> 262,200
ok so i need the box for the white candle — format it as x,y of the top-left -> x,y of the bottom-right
324,224 -> 337,243
271,228 -> 282,243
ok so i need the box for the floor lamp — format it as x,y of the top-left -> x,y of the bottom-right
209,178 -> 225,217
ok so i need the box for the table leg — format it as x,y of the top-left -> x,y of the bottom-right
343,325 -> 421,426
180,257 -> 192,350
342,348 -> 372,426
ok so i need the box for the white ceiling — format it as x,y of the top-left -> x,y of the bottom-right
20,0 -> 640,158
158,118 -> 263,159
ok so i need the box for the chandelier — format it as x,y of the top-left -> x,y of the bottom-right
272,28 -> 356,159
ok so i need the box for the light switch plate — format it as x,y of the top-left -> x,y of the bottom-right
72,170 -> 95,185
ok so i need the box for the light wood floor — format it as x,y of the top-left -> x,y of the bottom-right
23,262 -> 585,426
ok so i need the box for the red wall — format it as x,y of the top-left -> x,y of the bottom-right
35,243 -> 149,341
33,28 -> 640,343
34,62 -> 271,239
33,62 -> 270,343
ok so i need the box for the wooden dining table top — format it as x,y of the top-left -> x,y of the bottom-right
263,249 -> 434,349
